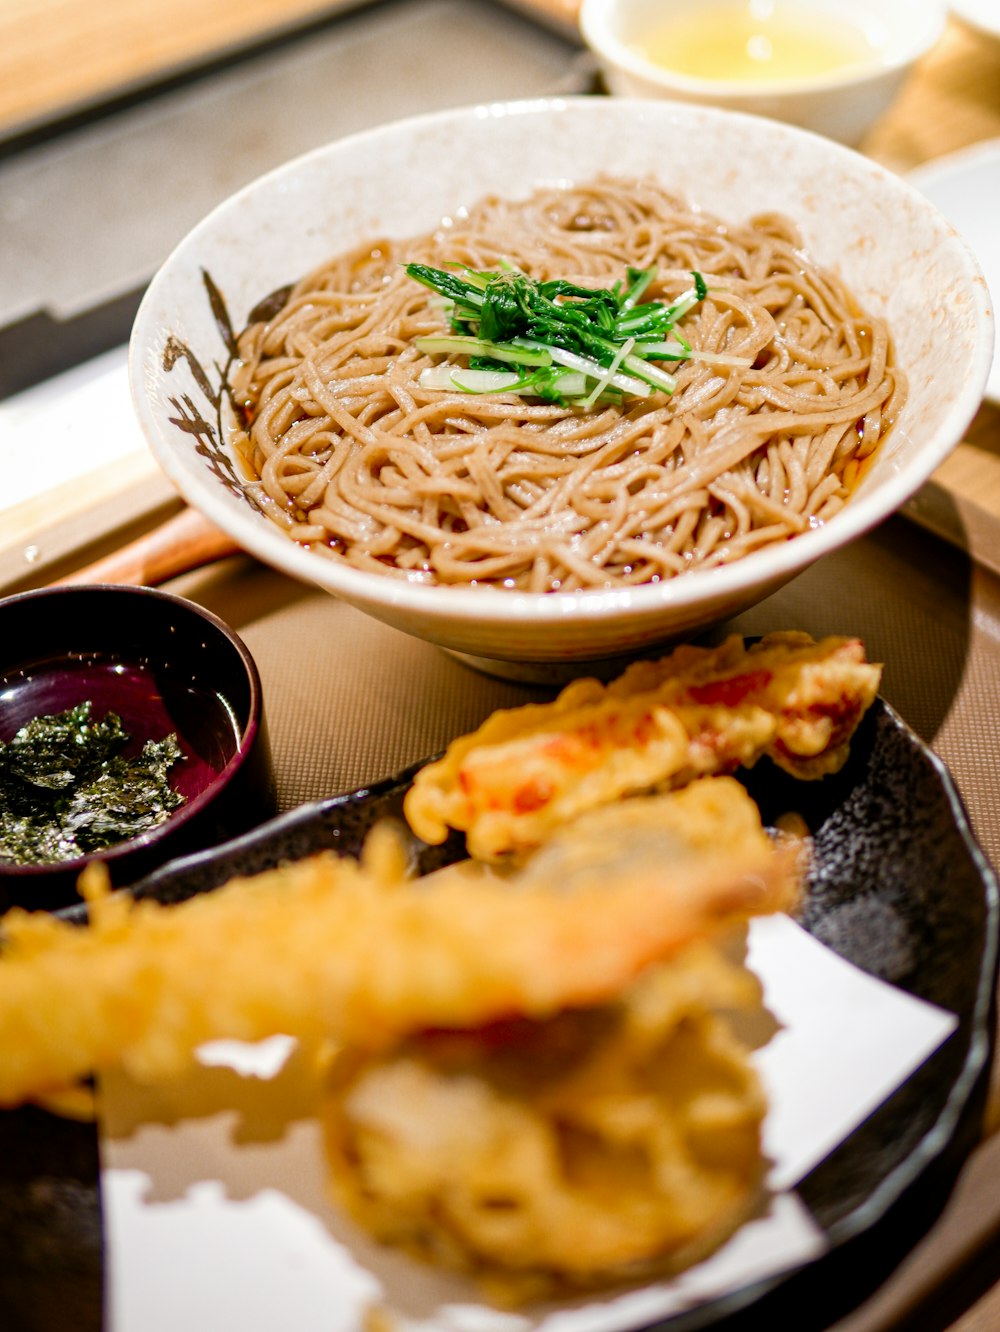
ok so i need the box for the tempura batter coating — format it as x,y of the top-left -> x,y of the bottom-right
324,937 -> 767,1302
404,631 -> 880,859
0,778 -> 800,1108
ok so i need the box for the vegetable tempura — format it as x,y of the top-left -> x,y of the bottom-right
325,934 -> 769,1302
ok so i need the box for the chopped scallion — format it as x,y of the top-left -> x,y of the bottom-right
406,262 -> 712,407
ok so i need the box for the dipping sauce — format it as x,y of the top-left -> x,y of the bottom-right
0,656 -> 241,867
630,1 -> 881,84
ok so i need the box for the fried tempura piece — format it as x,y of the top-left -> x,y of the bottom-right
404,630 -> 880,859
0,778 -> 799,1109
324,936 -> 768,1303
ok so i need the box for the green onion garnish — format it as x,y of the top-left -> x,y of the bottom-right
406,262 -> 730,407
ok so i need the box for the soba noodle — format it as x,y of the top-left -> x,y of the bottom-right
231,177 -> 904,593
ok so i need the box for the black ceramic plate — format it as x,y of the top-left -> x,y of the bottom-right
0,698 -> 996,1332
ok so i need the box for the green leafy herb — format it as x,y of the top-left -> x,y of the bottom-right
0,702 -> 185,866
405,262 -> 737,406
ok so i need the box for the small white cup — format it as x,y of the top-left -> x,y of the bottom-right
580,0 -> 946,145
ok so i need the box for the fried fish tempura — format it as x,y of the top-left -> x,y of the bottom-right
405,630 -> 880,859
0,778 -> 799,1109
325,937 -> 767,1303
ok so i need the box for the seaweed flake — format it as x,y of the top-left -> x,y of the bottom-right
0,703 -> 185,866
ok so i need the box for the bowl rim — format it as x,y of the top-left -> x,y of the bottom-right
0,583 -> 265,879
129,94 -> 995,636
578,0 -> 948,96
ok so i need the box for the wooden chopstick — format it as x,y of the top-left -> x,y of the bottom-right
52,504 -> 241,588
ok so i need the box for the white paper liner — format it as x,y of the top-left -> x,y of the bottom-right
100,916 -> 957,1332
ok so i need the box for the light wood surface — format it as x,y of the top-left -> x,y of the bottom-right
0,449 -> 178,592
862,17 -> 1000,171
0,0 -> 355,134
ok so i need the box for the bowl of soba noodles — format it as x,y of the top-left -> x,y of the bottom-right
129,97 -> 993,672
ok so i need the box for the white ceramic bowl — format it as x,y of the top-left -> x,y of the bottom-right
579,0 -> 946,146
910,139 -> 1000,403
130,97 -> 993,671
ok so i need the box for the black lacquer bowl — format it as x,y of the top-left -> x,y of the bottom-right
0,584 -> 276,913
0,698 -> 996,1332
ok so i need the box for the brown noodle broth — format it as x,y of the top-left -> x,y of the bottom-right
230,177 -> 905,593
